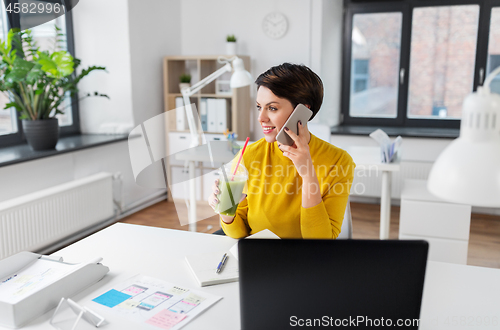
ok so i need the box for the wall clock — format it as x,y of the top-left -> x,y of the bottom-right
262,12 -> 288,39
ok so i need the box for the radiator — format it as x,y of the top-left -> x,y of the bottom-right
0,172 -> 115,260
351,161 -> 434,199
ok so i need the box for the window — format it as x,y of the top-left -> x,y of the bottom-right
0,4 -> 16,137
408,5 -> 479,120
488,7 -> 500,94
349,12 -> 402,119
0,1 -> 78,147
31,18 -> 74,127
352,59 -> 369,93
342,0 -> 500,128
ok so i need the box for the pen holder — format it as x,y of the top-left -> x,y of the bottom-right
227,135 -> 240,155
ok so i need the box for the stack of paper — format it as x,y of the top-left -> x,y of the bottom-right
0,252 -> 109,328
369,129 -> 402,163
90,275 -> 222,330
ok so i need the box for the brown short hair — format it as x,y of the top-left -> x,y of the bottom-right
255,63 -> 323,120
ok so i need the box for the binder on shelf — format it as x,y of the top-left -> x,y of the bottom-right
0,251 -> 109,329
175,97 -> 186,131
207,98 -> 217,132
216,99 -> 228,133
200,98 -> 208,131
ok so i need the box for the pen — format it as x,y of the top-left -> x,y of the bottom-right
216,253 -> 228,274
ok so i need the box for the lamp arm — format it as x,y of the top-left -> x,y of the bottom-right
183,63 -> 232,96
482,66 -> 500,92
181,62 -> 232,148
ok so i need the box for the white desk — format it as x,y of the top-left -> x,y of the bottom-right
5,224 -> 499,330
345,146 -> 401,239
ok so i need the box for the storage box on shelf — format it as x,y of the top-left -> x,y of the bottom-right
163,55 -> 251,202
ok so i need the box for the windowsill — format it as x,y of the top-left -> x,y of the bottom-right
331,125 -> 460,139
0,134 -> 129,168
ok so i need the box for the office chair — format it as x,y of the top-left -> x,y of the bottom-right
337,198 -> 353,239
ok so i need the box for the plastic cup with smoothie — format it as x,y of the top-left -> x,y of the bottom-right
214,161 -> 248,217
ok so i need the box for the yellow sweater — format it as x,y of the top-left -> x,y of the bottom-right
221,134 -> 356,239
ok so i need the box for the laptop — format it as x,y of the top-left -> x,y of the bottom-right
238,239 -> 428,330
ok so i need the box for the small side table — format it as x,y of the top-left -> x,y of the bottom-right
399,179 -> 472,264
345,146 -> 401,239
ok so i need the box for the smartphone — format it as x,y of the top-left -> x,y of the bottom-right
276,104 -> 313,146
121,284 -> 148,297
168,299 -> 198,314
137,291 -> 172,311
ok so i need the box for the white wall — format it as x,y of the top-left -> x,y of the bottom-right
72,0 -> 135,134
0,154 -> 74,203
72,0 -> 183,132
331,135 -> 454,163
181,0 -> 314,76
316,0 -> 343,127
0,141 -> 162,209
128,0 -> 182,125
181,0 -> 322,141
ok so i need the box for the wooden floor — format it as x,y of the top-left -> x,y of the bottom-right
120,201 -> 500,269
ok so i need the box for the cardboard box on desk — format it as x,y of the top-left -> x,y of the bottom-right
0,251 -> 109,329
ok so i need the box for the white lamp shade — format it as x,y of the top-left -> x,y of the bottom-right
427,137 -> 500,207
427,88 -> 500,207
230,57 -> 253,88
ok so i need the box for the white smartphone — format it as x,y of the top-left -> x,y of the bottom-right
276,104 -> 313,146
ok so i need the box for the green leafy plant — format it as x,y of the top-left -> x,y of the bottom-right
226,35 -> 236,42
0,27 -> 108,120
179,73 -> 191,83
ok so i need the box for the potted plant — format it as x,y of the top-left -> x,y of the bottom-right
0,27 -> 108,150
179,73 -> 191,92
226,34 -> 237,55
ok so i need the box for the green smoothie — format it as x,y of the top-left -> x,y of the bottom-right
215,179 -> 246,217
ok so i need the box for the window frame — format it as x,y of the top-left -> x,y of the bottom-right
483,0 -> 500,86
341,0 -> 494,129
0,0 -> 79,148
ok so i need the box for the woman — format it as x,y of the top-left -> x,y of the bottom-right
208,63 -> 355,239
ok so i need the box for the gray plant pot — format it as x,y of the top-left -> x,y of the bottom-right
22,118 -> 60,151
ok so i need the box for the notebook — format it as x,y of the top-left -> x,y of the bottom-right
185,229 -> 280,287
185,250 -> 239,287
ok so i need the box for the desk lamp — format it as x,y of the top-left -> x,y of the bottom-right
428,67 -> 500,207
181,56 -> 253,148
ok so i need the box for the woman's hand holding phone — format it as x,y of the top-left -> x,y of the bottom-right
278,121 -> 314,178
279,121 -> 323,208
276,104 -> 313,146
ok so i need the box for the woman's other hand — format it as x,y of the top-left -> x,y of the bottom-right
208,178 -> 220,210
277,121 -> 314,178
208,178 -> 246,224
